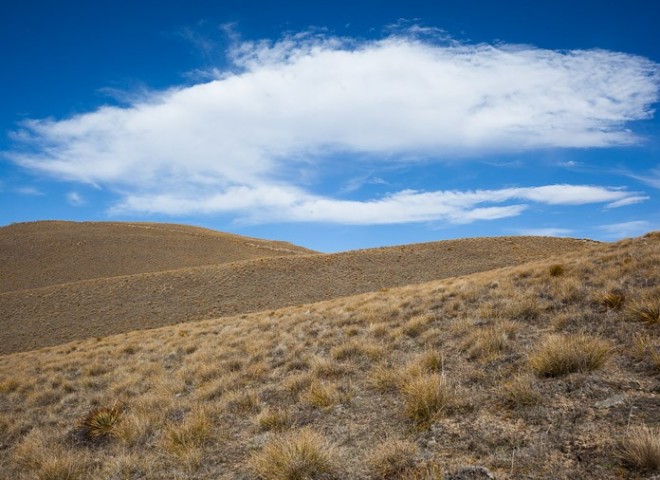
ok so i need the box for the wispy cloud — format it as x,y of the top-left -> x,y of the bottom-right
112,184 -> 642,225
4,30 -> 658,224
516,228 -> 573,237
599,220 -> 652,238
15,186 -> 44,196
66,192 -> 85,206
624,166 -> 660,189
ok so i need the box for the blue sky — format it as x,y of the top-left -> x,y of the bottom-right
1,1 -> 659,252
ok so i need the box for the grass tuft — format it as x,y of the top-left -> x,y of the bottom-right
548,264 -> 565,277
626,298 -> 660,324
600,289 -> 626,310
367,439 -> 419,479
618,425 -> 660,472
256,407 -> 293,432
402,373 -> 454,423
250,428 -> 340,480
501,373 -> 541,407
529,335 -> 611,377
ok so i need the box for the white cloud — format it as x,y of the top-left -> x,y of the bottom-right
625,166 -> 660,189
4,30 -> 659,223
604,195 -> 650,209
66,192 -> 85,206
15,186 -> 43,196
599,220 -> 652,239
517,228 -> 573,237
112,184 -> 641,225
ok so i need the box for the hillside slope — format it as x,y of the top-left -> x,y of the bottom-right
0,233 -> 657,479
0,236 -> 594,354
0,221 -> 314,293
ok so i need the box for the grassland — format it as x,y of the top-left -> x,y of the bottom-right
0,231 -> 657,479
0,227 -> 592,354
0,221 -> 314,293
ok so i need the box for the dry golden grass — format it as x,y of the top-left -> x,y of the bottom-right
249,428 -> 340,480
0,231 -> 657,479
367,439 -> 419,478
626,296 -> 660,324
0,229 -> 592,355
0,220 -> 313,293
402,373 -> 456,423
529,334 -> 612,377
618,426 -> 660,472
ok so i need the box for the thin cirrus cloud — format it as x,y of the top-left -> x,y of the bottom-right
4,31 -> 659,224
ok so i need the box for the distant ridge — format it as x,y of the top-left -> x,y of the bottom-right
0,221 -> 314,293
0,223 -> 596,354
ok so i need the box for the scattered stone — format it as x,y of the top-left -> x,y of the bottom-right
446,466 -> 495,480
594,393 -> 626,409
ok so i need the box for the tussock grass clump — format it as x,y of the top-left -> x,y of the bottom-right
250,428 -> 341,480
283,372 -> 313,396
224,389 -> 261,414
256,407 -> 293,432
14,432 -> 84,480
618,425 -> 660,472
505,297 -> 540,322
367,439 -> 419,479
402,373 -> 455,423
600,289 -> 626,310
163,409 -> 211,457
548,264 -> 565,277
501,373 -> 541,407
626,298 -> 660,324
330,340 -> 383,362
304,381 -> 349,408
367,364 -> 403,392
311,357 -> 349,379
402,315 -> 433,337
529,335 -> 611,377
81,402 -> 123,440
416,350 -> 443,373
466,321 -> 518,360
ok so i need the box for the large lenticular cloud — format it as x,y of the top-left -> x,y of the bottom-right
4,31 -> 659,223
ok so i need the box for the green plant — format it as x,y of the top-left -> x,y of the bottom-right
82,402 -> 123,440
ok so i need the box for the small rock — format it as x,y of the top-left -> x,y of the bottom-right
594,394 -> 626,409
446,466 -> 495,480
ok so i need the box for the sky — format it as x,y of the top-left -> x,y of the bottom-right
1,1 -> 659,252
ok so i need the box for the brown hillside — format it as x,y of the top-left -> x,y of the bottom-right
0,221 -> 314,293
0,235 -> 594,354
0,233 -> 657,479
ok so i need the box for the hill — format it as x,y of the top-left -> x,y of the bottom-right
0,233 -> 594,354
0,232 -> 657,479
0,221 -> 314,293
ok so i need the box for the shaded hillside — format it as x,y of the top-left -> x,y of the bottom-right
0,221 -> 314,293
0,235 -> 594,354
0,233 -> 657,479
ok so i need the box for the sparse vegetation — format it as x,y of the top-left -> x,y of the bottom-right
0,226 -> 657,478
